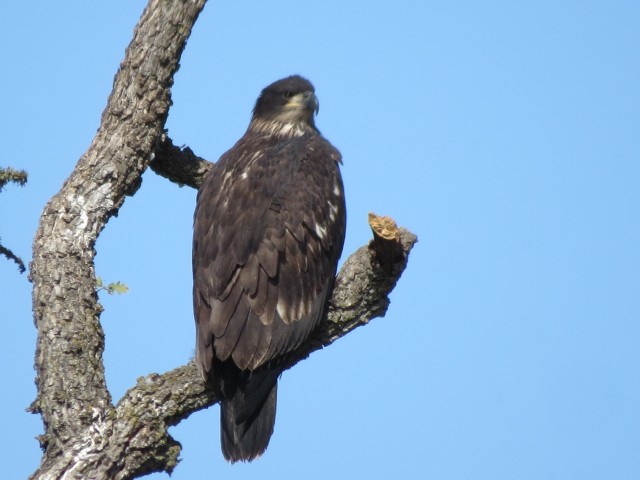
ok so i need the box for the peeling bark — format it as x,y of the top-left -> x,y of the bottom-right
28,1 -> 417,479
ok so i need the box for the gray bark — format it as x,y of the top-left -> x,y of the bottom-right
28,1 -> 417,479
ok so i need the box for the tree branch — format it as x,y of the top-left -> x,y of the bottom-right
30,1 -> 207,478
28,1 -> 417,479
0,241 -> 26,273
108,221 -> 416,478
0,166 -> 28,190
150,134 -> 212,189
1,167 -> 28,273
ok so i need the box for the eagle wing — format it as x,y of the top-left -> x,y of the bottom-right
193,133 -> 346,373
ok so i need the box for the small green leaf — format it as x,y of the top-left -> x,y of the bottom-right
96,276 -> 129,295
107,282 -> 129,295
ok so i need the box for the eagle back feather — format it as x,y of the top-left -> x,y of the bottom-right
193,131 -> 346,373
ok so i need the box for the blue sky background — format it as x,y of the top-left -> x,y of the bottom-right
1,1 -> 639,479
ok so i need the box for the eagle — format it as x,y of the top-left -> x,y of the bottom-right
193,75 -> 346,462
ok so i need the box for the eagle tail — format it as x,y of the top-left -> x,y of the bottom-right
219,370 -> 279,462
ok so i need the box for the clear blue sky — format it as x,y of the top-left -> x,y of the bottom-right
1,1 -> 639,479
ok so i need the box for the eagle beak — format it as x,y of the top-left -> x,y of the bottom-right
287,91 -> 319,116
307,92 -> 319,116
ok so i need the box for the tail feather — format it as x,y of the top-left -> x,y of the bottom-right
220,381 -> 277,462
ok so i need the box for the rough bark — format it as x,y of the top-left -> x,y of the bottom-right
30,1 -> 207,478
28,1 -> 417,479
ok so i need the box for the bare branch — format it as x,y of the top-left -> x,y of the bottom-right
0,241 -> 26,273
150,134 -> 213,189
0,166 -> 28,190
106,222 -> 416,477
1,167 -> 28,273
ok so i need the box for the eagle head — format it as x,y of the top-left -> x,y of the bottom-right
250,75 -> 319,135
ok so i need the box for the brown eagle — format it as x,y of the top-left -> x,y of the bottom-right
193,75 -> 346,462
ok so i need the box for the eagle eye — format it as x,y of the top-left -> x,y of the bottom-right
282,91 -> 294,99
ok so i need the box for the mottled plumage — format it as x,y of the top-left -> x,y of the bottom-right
193,75 -> 346,462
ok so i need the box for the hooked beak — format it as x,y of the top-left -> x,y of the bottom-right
307,91 -> 319,116
286,91 -> 319,116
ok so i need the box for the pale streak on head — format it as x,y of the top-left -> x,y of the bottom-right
249,118 -> 313,138
279,123 -> 293,136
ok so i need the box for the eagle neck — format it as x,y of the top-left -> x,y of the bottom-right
248,118 -> 316,138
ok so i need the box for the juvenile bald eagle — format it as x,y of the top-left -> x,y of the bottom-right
193,75 -> 346,462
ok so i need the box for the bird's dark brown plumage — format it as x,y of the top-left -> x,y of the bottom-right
193,75 -> 346,462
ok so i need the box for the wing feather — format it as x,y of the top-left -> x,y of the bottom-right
255,239 -> 279,279
215,294 -> 250,361
262,276 -> 278,327
194,132 -> 346,372
210,280 -> 244,339
249,266 -> 268,316
231,310 -> 262,369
